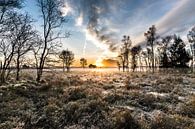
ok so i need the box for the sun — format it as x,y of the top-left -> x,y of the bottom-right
95,60 -> 104,67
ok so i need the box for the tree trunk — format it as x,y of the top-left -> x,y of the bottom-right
147,56 -> 151,69
16,55 -> 20,81
66,66 -> 69,72
36,68 -> 42,82
36,60 -> 44,82
36,59 -> 44,82
122,62 -> 125,72
0,70 -> 6,84
151,43 -> 155,73
126,55 -> 129,72
63,62 -> 65,72
36,40 -> 47,82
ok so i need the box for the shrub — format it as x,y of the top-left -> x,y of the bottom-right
112,109 -> 140,129
151,111 -> 195,129
125,83 -> 141,90
64,87 -> 87,101
61,99 -> 110,128
156,84 -> 175,93
172,115 -> 195,129
151,110 -> 176,129
137,94 -> 157,111
179,96 -> 195,118
104,93 -> 126,104
103,85 -> 115,90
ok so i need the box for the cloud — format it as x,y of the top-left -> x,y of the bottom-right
61,2 -> 73,16
132,0 -> 195,47
63,0 -> 195,61
156,0 -> 195,36
64,0 -> 123,63
102,59 -> 117,67
75,13 -> 83,26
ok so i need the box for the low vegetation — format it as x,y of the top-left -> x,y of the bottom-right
0,71 -> 195,129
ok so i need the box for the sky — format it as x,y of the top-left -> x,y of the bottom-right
23,0 -> 195,67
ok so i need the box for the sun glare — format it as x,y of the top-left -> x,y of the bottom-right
95,60 -> 104,67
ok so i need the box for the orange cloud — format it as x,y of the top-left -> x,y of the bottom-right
102,59 -> 117,67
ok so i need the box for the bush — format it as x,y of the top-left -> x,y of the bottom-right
60,99 -> 111,128
137,94 -> 157,111
151,110 -> 176,129
156,84 -> 175,93
150,110 -> 195,129
179,96 -> 195,118
104,93 -> 127,104
64,87 -> 87,101
112,109 -> 140,129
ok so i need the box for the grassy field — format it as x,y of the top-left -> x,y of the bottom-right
0,70 -> 195,129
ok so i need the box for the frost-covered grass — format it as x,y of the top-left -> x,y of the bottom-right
0,70 -> 195,129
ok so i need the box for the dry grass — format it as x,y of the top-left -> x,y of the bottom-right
0,71 -> 195,129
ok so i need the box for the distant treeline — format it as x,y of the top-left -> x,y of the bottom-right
117,25 -> 195,72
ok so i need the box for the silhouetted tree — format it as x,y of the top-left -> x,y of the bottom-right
0,1 -> 24,83
146,48 -> 152,69
169,35 -> 191,67
0,12 -> 28,83
0,0 -> 23,22
158,36 -> 172,68
36,0 -> 69,81
130,45 -> 141,72
144,25 -> 158,72
120,35 -> 132,72
32,36 -> 42,70
12,13 -> 37,81
117,61 -> 121,71
89,64 -> 96,68
118,53 -> 125,72
59,49 -> 74,72
80,58 -> 87,68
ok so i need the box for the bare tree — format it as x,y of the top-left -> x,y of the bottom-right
36,0 -> 69,81
116,61 -> 121,71
13,14 -> 37,81
0,12 -> 19,83
80,58 -> 87,68
118,53 -> 125,72
144,25 -> 158,72
0,0 -> 23,22
0,1 -> 24,83
130,45 -> 141,72
119,35 -> 132,72
59,49 -> 74,72
32,36 -> 42,69
0,39 -> 14,83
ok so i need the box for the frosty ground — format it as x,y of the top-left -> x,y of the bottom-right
0,70 -> 195,129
